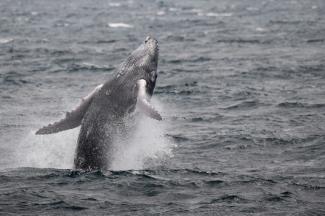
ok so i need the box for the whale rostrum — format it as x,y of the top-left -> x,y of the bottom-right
36,36 -> 162,170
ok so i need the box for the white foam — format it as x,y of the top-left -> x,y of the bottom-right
157,11 -> 166,16
206,12 -> 232,17
109,3 -> 121,7
169,8 -> 179,12
0,38 -> 13,44
108,23 -> 133,28
190,9 -> 203,14
246,7 -> 259,11
256,27 -> 267,32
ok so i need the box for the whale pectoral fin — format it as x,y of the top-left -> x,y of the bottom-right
136,79 -> 162,121
137,98 -> 162,121
35,84 -> 103,135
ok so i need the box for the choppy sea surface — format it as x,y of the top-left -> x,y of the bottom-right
0,0 -> 325,215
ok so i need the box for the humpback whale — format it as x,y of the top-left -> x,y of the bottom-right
36,36 -> 162,170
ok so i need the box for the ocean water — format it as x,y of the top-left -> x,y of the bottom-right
0,0 -> 325,215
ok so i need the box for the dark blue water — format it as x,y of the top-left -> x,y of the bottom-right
0,0 -> 325,215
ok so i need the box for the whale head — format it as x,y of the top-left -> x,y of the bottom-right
134,36 -> 159,70
140,36 -> 159,95
118,36 -> 159,75
117,36 -> 159,95
144,36 -> 159,62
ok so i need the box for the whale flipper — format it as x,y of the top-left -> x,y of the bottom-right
36,84 -> 103,135
137,79 -> 162,121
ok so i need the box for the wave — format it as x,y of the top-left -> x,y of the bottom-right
221,100 -> 262,110
0,38 -> 14,44
108,23 -> 133,28
216,38 -> 269,44
66,62 -> 115,73
277,102 -> 325,109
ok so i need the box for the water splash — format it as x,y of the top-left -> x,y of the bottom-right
111,99 -> 175,170
14,99 -> 174,170
15,129 -> 78,169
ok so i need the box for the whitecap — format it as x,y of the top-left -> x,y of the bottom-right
108,23 -> 133,28
80,62 -> 112,69
0,38 -> 14,44
109,3 -> 121,7
206,12 -> 232,17
246,7 -> 259,11
169,8 -> 179,12
190,9 -> 203,13
256,27 -> 267,32
157,11 -> 166,16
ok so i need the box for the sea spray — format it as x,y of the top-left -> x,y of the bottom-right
110,98 -> 175,170
15,129 -> 78,169
15,99 -> 174,170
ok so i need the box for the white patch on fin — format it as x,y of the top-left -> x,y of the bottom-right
35,84 -> 103,135
137,79 -> 162,121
